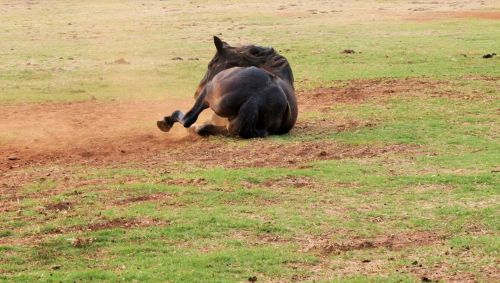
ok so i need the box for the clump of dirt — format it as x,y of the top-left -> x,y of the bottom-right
341,49 -> 356,54
107,58 -> 130,64
482,53 -> 496,59
50,217 -> 169,234
44,201 -> 72,211
163,178 -> 208,186
114,193 -> 170,205
83,217 -> 166,231
71,237 -> 95,247
302,231 -> 445,255
38,217 -> 167,235
262,176 -> 316,188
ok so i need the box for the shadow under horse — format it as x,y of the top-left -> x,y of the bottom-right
157,36 -> 298,139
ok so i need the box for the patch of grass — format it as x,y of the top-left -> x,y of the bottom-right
1,1 -> 499,103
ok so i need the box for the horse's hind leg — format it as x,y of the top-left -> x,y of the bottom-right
195,113 -> 229,136
195,124 -> 229,136
228,97 -> 268,139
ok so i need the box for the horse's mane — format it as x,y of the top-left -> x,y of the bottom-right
235,45 -> 294,84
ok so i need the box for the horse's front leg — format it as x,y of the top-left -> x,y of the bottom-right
157,110 -> 184,132
157,88 -> 209,132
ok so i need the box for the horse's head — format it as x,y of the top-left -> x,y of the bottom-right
195,36 -> 245,97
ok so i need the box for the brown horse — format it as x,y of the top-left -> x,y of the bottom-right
157,36 -> 297,138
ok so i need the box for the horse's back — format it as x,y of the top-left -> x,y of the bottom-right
206,66 -> 297,134
207,67 -> 279,110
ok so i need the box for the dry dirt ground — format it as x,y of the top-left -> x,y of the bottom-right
0,78 -> 452,173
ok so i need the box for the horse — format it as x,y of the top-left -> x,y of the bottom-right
157,36 -> 297,139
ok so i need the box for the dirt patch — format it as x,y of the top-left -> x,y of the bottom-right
262,176 -> 316,189
49,217 -> 168,234
302,231 -> 446,255
114,193 -> 171,205
44,201 -> 72,211
0,77 -> 459,173
0,98 -> 194,172
297,78 -> 457,110
82,217 -> 166,231
407,11 -> 500,21
161,141 -> 417,169
405,255 -> 499,283
163,178 -> 208,186
0,217 -> 168,246
294,119 -> 378,137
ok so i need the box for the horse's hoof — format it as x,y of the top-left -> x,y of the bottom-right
157,119 -> 172,132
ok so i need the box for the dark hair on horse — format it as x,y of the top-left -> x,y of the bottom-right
234,45 -> 294,85
158,37 -> 297,139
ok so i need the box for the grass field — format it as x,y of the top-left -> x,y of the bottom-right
0,0 -> 499,282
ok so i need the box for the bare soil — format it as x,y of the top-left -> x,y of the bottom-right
301,231 -> 446,255
408,10 -> 500,21
0,78 -> 473,173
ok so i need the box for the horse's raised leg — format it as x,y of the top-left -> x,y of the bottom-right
157,89 -> 209,132
157,110 -> 184,132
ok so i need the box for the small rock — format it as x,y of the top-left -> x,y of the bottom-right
341,49 -> 356,54
361,259 -> 371,263
482,53 -> 496,59
51,265 -> 61,270
113,58 -> 130,64
171,57 -> 183,60
248,276 -> 257,282
7,156 -> 19,161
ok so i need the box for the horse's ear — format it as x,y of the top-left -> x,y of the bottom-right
214,36 -> 225,53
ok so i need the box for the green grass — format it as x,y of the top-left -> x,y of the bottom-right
1,1 -> 499,103
1,0 -> 500,282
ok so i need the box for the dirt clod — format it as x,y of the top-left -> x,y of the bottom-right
482,53 -> 496,58
113,58 -> 130,64
71,237 -> 95,247
45,201 -> 72,211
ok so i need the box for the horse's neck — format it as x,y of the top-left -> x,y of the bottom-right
262,65 -> 294,86
255,56 -> 294,86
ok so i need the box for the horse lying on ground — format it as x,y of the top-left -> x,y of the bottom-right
157,36 -> 297,138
